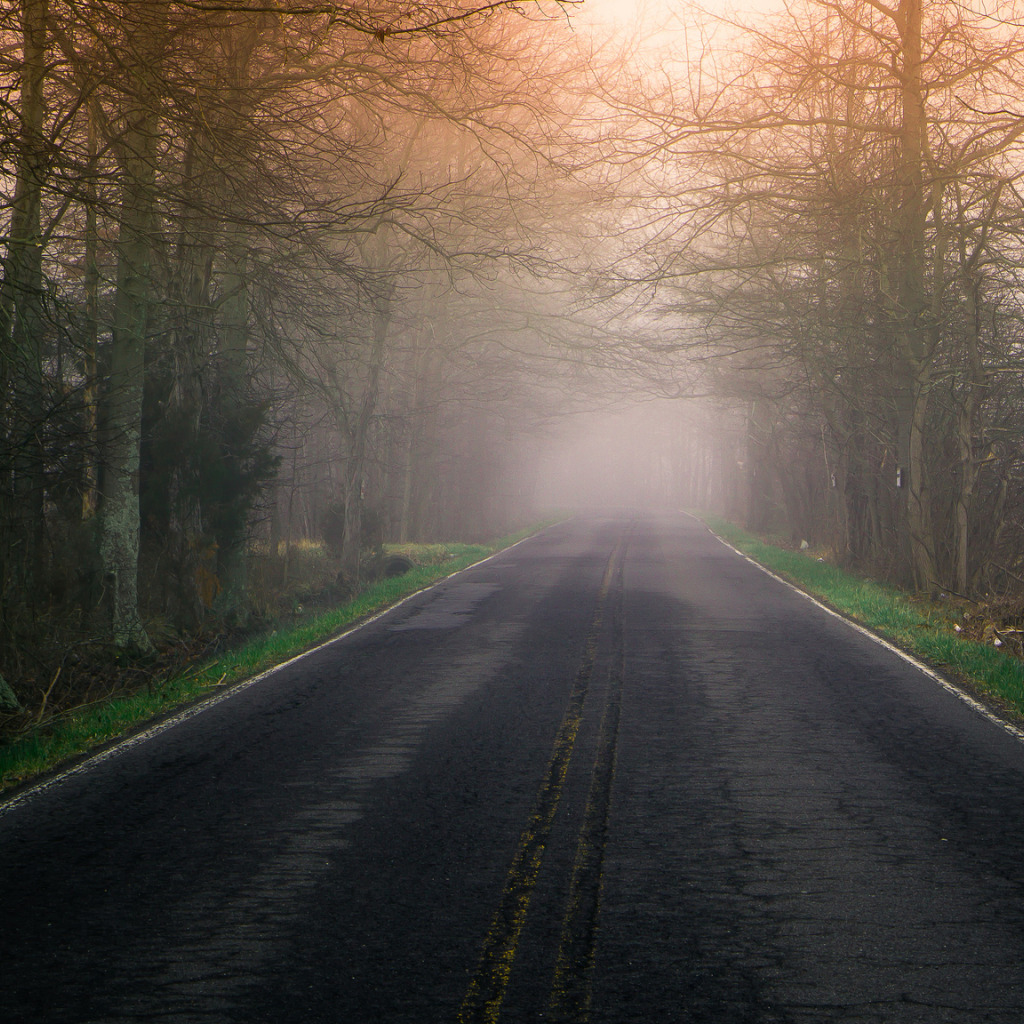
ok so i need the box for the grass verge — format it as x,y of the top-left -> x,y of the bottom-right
0,523 -> 554,795
702,514 -> 1024,720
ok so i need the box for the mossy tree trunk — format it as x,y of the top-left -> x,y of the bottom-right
97,5 -> 168,654
100,116 -> 155,653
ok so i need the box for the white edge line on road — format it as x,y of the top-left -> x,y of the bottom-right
0,528 -> 552,818
705,524 -> 1024,747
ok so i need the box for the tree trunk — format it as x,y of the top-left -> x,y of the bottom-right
213,236 -> 251,624
209,18 -> 265,624
1,0 -> 49,604
163,133 -> 211,629
948,155 -> 995,596
98,113 -> 157,653
893,0 -> 939,593
341,280 -> 393,579
81,97 -> 100,521
953,274 -> 986,596
745,397 -> 773,533
906,372 -> 938,591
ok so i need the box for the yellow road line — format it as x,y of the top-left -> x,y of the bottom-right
457,543 -> 622,1024
547,536 -> 628,1023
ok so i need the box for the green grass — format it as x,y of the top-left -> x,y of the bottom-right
703,514 -> 1024,717
18,511 -> 1017,796
0,523 -> 555,794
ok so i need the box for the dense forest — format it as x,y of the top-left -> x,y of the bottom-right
4,0 -> 1024,706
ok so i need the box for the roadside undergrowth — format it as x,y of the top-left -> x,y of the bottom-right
0,523 -> 553,795
703,515 -> 1024,721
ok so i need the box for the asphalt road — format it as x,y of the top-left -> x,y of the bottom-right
5,512 -> 1024,1023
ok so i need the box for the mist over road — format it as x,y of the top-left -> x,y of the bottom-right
4,513 -> 1024,1023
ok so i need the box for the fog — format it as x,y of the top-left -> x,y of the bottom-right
4,0 -> 1024,684
530,398 -> 740,515
533,404 -> 678,511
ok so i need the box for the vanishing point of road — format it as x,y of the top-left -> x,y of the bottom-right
4,513 -> 1024,1023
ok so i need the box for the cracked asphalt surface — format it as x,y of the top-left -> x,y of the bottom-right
4,512 -> 1024,1022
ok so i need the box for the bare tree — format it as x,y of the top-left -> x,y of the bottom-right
624,0 -> 1024,592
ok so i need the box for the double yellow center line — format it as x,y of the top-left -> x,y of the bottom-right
458,535 -> 629,1024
